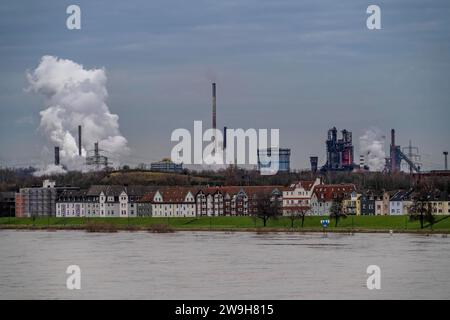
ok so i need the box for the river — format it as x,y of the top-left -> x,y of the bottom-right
0,230 -> 449,299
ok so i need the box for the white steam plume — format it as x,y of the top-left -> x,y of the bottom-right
27,55 -> 128,175
359,128 -> 386,171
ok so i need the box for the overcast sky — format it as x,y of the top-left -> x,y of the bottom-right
0,0 -> 449,170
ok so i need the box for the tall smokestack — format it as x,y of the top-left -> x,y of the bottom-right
444,151 -> 448,171
310,156 -> 318,173
359,155 -> 365,168
391,129 -> 395,147
94,142 -> 99,157
212,83 -> 216,131
223,126 -> 227,149
390,129 -> 396,172
78,125 -> 82,156
54,146 -> 60,166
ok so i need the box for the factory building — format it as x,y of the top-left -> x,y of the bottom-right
321,127 -> 355,172
385,129 -> 420,173
150,158 -> 183,173
15,180 -> 78,217
257,148 -> 291,173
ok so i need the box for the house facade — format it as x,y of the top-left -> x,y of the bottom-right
309,184 -> 356,216
138,186 -> 282,217
141,188 -> 196,217
375,191 -> 390,215
429,191 -> 450,215
360,191 -> 376,215
342,191 -> 360,215
56,185 -> 153,218
282,178 -> 322,215
389,190 -> 413,215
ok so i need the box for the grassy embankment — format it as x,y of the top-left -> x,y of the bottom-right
1,215 -> 450,233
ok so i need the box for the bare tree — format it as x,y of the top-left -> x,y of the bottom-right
287,206 -> 310,228
329,194 -> 346,227
409,183 -> 435,229
253,191 -> 281,227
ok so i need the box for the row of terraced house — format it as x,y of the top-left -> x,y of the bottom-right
56,185 -> 284,218
9,178 -> 450,218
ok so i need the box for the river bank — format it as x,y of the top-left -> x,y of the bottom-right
1,216 -> 449,234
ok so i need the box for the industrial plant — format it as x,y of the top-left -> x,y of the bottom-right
385,129 -> 421,173
42,82 -> 448,177
320,127 -> 355,172
52,124 -> 111,171
306,125 -> 434,174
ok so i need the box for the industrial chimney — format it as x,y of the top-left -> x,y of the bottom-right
223,126 -> 227,149
310,156 -> 318,173
94,142 -> 99,157
78,125 -> 82,156
390,129 -> 397,173
444,151 -> 448,171
212,83 -> 216,131
54,146 -> 60,166
359,155 -> 365,168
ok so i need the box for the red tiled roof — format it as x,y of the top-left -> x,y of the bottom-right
139,186 -> 197,203
139,191 -> 157,203
286,180 -> 316,191
140,185 -> 283,202
313,184 -> 355,202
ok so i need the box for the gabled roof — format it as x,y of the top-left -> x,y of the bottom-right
390,190 -> 413,201
57,189 -> 88,202
286,180 -> 315,191
242,186 -> 283,197
429,191 -> 450,201
312,184 -> 356,202
87,185 -> 158,197
160,188 -> 194,203
197,186 -> 282,197
139,191 -> 157,203
139,187 -> 195,203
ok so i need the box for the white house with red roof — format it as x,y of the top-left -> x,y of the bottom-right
139,188 -> 196,217
310,184 -> 356,216
282,178 -> 322,215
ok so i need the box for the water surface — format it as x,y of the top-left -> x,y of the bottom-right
0,230 -> 449,299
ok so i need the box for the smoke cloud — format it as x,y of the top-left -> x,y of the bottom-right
27,55 -> 128,174
359,128 -> 386,171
